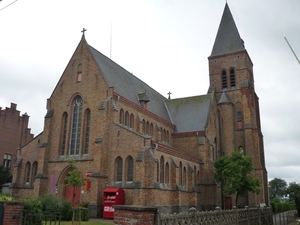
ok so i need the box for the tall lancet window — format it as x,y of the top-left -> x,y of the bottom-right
230,68 -> 236,87
222,70 -> 227,88
77,64 -> 82,82
83,109 -> 91,154
70,96 -> 83,155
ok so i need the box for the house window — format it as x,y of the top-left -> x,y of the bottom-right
25,162 -> 31,183
69,96 -> 83,155
126,156 -> 134,181
3,153 -> 11,169
84,109 -> 91,154
116,157 -> 123,181
222,70 -> 227,88
230,68 -> 236,87
60,112 -> 68,155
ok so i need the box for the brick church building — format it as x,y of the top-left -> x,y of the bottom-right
11,3 -> 269,217
0,103 -> 33,171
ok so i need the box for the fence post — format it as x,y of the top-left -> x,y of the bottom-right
215,206 -> 222,225
189,207 -> 196,224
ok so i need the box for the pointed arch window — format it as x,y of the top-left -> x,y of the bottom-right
69,96 -> 83,155
116,157 -> 123,181
160,156 -> 164,183
77,64 -> 82,82
60,112 -> 68,155
83,109 -> 91,154
230,68 -> 236,87
25,162 -> 31,183
150,123 -> 153,136
125,111 -> 129,126
119,109 -> 124,125
126,156 -> 134,181
183,167 -> 186,186
130,113 -> 134,128
146,121 -> 150,134
31,161 -> 38,183
165,162 -> 169,184
237,111 -> 243,129
179,162 -> 183,185
222,70 -> 227,88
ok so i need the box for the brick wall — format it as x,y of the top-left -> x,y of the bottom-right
114,205 -> 157,225
0,202 -> 24,225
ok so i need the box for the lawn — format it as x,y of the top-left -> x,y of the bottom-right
59,222 -> 112,225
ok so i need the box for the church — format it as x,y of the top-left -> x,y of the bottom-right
11,3 -> 269,217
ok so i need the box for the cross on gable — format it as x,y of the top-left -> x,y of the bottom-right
167,91 -> 172,99
81,28 -> 87,35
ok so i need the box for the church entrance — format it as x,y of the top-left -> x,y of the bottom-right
64,185 -> 81,206
224,197 -> 232,210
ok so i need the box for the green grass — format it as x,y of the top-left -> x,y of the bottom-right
59,222 -> 112,225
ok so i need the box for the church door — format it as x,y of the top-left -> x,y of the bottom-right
65,185 -> 81,206
224,197 -> 232,210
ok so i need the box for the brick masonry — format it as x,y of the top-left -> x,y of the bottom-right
0,202 -> 24,225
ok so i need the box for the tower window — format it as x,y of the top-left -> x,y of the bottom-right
222,70 -> 227,88
237,111 -> 243,129
77,64 -> 82,82
230,69 -> 236,87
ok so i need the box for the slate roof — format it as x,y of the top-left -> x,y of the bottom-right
210,3 -> 245,57
165,95 -> 212,133
88,45 -> 171,122
218,91 -> 232,104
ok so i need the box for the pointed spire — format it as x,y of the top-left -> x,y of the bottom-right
210,3 -> 245,57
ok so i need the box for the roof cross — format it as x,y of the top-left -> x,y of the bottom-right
167,91 -> 172,99
81,28 -> 87,35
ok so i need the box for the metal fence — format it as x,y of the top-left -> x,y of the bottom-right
23,210 -> 62,225
157,206 -> 273,225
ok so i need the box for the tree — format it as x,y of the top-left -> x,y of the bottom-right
65,159 -> 85,188
214,152 -> 260,207
269,178 -> 287,201
0,165 -> 12,185
286,182 -> 300,202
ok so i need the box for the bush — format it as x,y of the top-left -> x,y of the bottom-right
0,194 -> 14,202
40,194 -> 73,221
78,201 -> 90,221
271,202 -> 296,213
23,197 -> 43,225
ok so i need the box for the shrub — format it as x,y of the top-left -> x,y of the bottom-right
0,194 -> 14,202
40,194 -> 73,221
79,201 -> 90,221
23,197 -> 43,225
271,202 -> 296,213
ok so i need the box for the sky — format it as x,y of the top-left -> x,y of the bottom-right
0,0 -> 300,184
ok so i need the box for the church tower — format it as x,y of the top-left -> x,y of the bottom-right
208,3 -> 269,206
